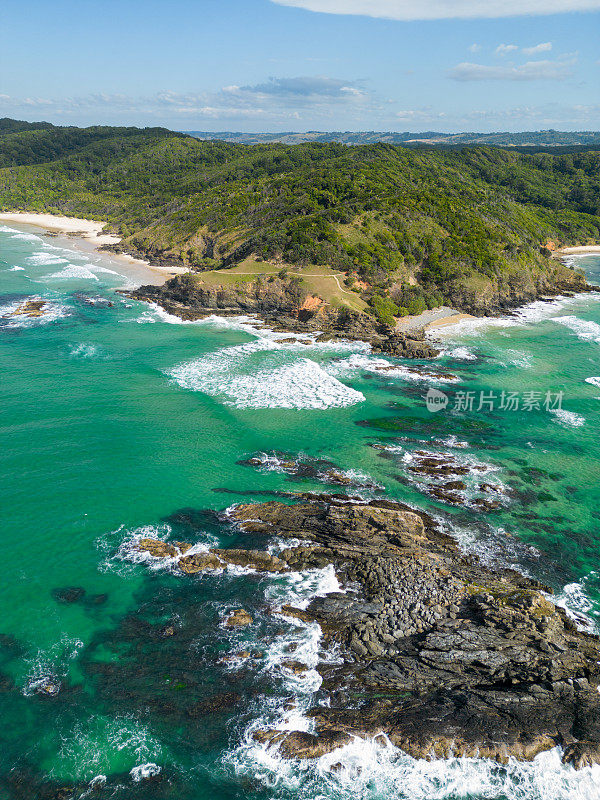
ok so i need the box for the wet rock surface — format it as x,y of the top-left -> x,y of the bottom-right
378,445 -> 507,512
221,496 -> 600,767
2,300 -> 46,318
237,450 -> 381,491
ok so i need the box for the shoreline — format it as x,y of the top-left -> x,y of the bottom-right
0,212 -> 188,287
553,245 -> 600,256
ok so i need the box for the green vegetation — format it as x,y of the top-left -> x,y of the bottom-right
370,294 -> 399,325
1,119 -> 599,307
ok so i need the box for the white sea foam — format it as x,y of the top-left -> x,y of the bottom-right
169,339 -> 365,409
435,435 -> 469,449
0,298 -> 69,328
585,377 -> 600,388
10,232 -> 42,241
550,409 -> 585,427
552,315 -> 600,344
89,264 -> 119,276
8,266 -> 25,271
554,575 -> 599,634
69,343 -> 102,359
441,346 -> 477,361
22,634 -> 84,697
431,315 -> 522,338
130,763 -> 162,782
230,737 -> 600,800
27,251 -> 69,265
0,224 -> 19,233
330,353 -> 459,383
501,349 -> 533,369
43,264 -> 100,281
432,294 -> 600,342
102,522 -> 220,577
56,714 -> 162,782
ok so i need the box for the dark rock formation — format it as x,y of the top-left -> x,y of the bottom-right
227,497 -> 600,768
135,495 -> 600,768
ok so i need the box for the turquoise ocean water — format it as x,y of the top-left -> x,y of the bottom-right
1,221 -> 600,799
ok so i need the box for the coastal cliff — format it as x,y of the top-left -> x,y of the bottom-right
138,495 -> 600,769
130,274 -> 441,358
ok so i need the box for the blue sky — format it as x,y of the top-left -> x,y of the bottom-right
1,0 -> 599,131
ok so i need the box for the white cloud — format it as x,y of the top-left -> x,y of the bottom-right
522,41 -> 553,54
468,43 -> 482,53
449,58 -> 576,81
269,0 -> 600,20
0,77 -> 374,124
495,43 -> 519,55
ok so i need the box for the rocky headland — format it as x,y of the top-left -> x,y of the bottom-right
136,495 -> 600,770
128,274 -> 440,358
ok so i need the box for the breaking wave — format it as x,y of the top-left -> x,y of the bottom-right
169,339 -> 365,409
43,264 -> 100,282
550,409 -> 585,428
551,315 -> 600,344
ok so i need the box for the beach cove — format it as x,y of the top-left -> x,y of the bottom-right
1,217 -> 600,799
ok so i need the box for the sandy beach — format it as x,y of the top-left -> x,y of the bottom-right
553,245 -> 600,256
425,312 -> 476,330
393,305 -> 476,332
0,212 -> 188,286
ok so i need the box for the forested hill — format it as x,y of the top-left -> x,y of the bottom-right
1,119 -> 599,312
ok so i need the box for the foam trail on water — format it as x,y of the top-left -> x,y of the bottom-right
27,251 -> 69,265
330,353 -> 459,383
43,264 -> 100,282
554,574 -> 599,633
551,409 -> 585,427
55,714 -> 162,783
440,346 -> 477,361
10,232 -> 42,242
551,315 -> 600,344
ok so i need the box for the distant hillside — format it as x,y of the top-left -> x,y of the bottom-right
186,130 -> 600,148
1,119 -> 599,314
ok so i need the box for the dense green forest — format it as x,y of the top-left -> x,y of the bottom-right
1,119 -> 599,310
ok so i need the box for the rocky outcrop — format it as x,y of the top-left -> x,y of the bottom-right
128,275 -> 440,358
2,299 -> 46,318
372,329 -> 440,359
135,539 -> 289,574
227,497 -> 600,768
135,496 -> 600,767
225,609 -> 253,628
442,261 -> 594,316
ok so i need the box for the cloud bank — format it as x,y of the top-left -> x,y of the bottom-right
269,0 -> 600,20
449,58 -> 575,81
0,76 -> 372,124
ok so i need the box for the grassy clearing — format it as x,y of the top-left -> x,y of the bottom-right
193,260 -> 368,311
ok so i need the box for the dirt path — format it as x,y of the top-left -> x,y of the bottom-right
211,269 -> 357,296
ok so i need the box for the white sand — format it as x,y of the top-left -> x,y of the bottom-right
0,212 -> 188,285
426,313 -> 477,330
554,245 -> 600,255
0,212 -> 120,243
